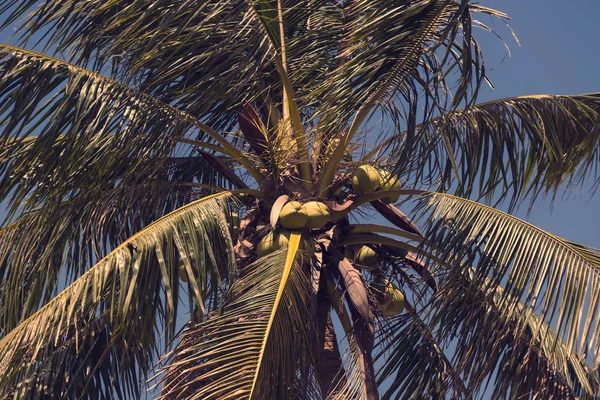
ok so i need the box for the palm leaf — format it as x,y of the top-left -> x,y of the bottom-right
0,1 -> 290,131
419,271 -> 599,399
0,192 -> 236,398
0,44 -> 260,329
384,94 -> 600,208
418,192 -> 600,375
317,1 -> 503,194
324,270 -> 377,400
158,234 -> 317,399
377,310 -> 470,400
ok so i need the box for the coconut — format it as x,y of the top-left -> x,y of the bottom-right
382,281 -> 405,316
257,230 -> 316,259
351,165 -> 380,195
178,264 -> 189,283
304,201 -> 331,229
279,201 -> 309,229
378,169 -> 401,203
355,246 -> 379,270
256,229 -> 291,257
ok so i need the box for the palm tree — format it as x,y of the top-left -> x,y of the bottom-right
0,0 -> 598,398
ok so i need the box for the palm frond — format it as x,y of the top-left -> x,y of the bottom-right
310,262 -> 379,400
0,192 -> 236,398
377,311 -> 470,400
158,235 -> 317,399
0,45 -> 251,330
317,1 -> 503,194
245,0 -> 312,186
385,94 -> 600,208
0,1 -> 286,130
419,271 -> 599,399
418,192 -> 600,377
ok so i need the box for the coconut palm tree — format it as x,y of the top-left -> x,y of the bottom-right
0,0 -> 599,398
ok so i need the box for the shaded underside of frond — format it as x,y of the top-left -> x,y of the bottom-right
425,271 -> 598,399
411,192 -> 600,398
386,94 -> 600,208
376,312 -> 469,400
0,193 -> 236,399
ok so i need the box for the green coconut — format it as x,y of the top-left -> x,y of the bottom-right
304,201 -> 331,229
257,230 -> 316,258
279,201 -> 309,229
382,281 -> 405,316
256,229 -> 291,257
178,264 -> 189,283
355,246 -> 379,270
378,169 -> 402,203
351,165 -> 380,195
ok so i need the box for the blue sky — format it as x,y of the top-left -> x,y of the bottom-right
472,0 -> 600,248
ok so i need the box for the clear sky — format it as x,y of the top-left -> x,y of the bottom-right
472,0 -> 600,248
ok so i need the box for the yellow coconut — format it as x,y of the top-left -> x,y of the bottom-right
382,281 -> 405,316
257,230 -> 316,258
256,229 -> 291,257
178,264 -> 189,283
355,246 -> 379,270
378,169 -> 402,203
279,201 -> 309,229
304,201 -> 331,229
351,165 -> 380,195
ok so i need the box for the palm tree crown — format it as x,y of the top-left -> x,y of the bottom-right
0,1 -> 598,399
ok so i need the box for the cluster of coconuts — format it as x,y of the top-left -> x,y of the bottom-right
256,229 -> 315,258
351,165 -> 401,203
256,200 -> 331,257
345,246 -> 404,316
279,200 -> 331,230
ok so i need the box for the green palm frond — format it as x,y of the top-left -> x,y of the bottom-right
378,274 -> 600,400
384,94 -> 600,208
0,192 -> 236,399
0,1 -> 598,399
0,45 -> 252,330
0,179 -> 197,333
0,0 -> 287,129
417,193 -> 600,378
158,235 -> 317,399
